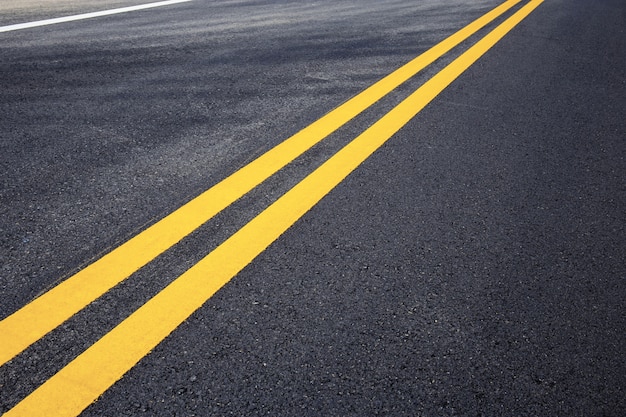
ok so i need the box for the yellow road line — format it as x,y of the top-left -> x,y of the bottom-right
4,1 -> 543,415
0,0 -> 521,366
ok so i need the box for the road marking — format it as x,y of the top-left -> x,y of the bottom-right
2,1 -> 543,415
0,0 -> 193,33
0,0 -> 521,367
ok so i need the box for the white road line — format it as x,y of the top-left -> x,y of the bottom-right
0,0 -> 193,33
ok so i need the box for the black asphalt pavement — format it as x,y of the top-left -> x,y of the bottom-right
1,0 -> 624,415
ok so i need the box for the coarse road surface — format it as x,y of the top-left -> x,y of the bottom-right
1,0 -> 624,416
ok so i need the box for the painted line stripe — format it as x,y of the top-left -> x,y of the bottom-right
0,0 -> 194,33
3,1 -> 543,415
0,0 -> 520,366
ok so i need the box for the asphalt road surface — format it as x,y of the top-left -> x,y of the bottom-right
1,0 -> 624,416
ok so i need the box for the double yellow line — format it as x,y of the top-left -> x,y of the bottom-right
1,1 -> 542,415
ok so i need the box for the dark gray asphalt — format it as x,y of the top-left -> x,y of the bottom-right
1,0 -> 625,415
